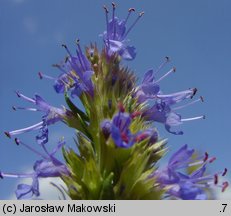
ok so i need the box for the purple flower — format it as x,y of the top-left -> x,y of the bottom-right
134,57 -> 176,103
5,92 -> 69,144
111,112 -> 135,148
0,138 -> 69,200
143,89 -> 204,135
102,4 -> 144,60
39,42 -> 94,97
154,145 -> 229,200
100,110 -> 158,148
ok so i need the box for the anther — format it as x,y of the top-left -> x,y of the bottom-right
128,8 -> 135,12
139,11 -> 145,17
103,5 -> 109,13
222,182 -> 229,192
0,172 -> 3,179
14,138 -> 20,145
38,72 -> 43,79
15,91 -> 21,98
61,44 -> 67,49
191,88 -> 198,98
52,64 -> 60,68
12,106 -> 16,111
4,132 -> 11,138
112,2 -> 116,8
203,152 -> 209,162
200,96 -> 204,102
209,157 -> 216,163
173,67 -> 176,72
222,168 -> 228,177
165,56 -> 170,62
76,38 -> 80,44
214,174 -> 218,185
65,56 -> 69,63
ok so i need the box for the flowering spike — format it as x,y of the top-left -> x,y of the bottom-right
1,4 -> 228,200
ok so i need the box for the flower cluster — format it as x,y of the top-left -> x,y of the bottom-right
1,3 -> 228,200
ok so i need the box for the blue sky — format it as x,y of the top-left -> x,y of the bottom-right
0,0 -> 231,199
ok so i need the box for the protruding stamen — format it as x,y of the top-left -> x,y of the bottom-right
12,106 -> 40,112
15,91 -> 35,104
123,12 -> 144,38
103,5 -> 110,49
209,157 -> 216,163
181,115 -> 205,122
6,121 -> 43,137
203,152 -> 209,162
75,39 -> 87,72
125,8 -> 136,25
173,97 -> 203,111
38,72 -> 55,80
214,174 -> 218,185
154,56 -> 170,75
4,132 -> 11,138
156,67 -> 176,83
222,168 -> 228,176
62,44 -> 72,57
103,5 -> 109,13
112,2 -> 116,39
222,182 -> 229,192
14,138 -> 48,159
